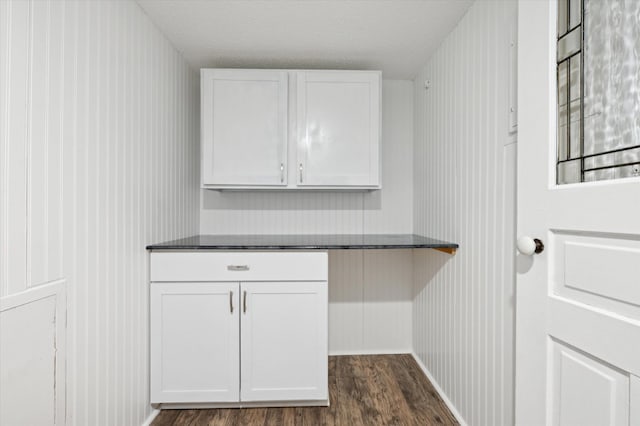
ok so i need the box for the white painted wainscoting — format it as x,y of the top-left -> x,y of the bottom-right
412,2 -> 518,426
0,1 -> 199,425
200,80 -> 415,355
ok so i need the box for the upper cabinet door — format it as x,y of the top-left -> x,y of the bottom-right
201,69 -> 288,186
296,71 -> 381,188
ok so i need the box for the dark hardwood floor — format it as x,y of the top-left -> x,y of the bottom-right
152,354 -> 458,426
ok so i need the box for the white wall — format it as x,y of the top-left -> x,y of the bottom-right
200,80 -> 415,354
0,0 -> 199,425
412,2 -> 517,426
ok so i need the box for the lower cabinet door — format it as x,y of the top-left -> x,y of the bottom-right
150,282 -> 240,403
240,281 -> 328,402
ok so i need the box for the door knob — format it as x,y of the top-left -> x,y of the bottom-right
517,236 -> 544,255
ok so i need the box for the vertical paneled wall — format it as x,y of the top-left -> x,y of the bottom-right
200,80 -> 415,354
412,2 -> 517,426
0,1 -> 199,425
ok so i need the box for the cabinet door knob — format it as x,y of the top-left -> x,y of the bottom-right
299,163 -> 304,183
280,163 -> 285,183
229,291 -> 234,313
243,291 -> 247,314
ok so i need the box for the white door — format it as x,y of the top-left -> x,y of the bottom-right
150,282 -> 240,403
240,281 -> 328,402
516,1 -> 640,425
296,71 -> 380,187
201,69 -> 288,186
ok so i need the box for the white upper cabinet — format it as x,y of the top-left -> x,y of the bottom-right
296,71 -> 381,188
201,69 -> 288,186
200,69 -> 381,190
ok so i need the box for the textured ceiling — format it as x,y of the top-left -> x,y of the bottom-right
136,0 -> 473,79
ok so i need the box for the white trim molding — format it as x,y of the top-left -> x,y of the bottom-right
140,408 -> 160,426
411,352 -> 468,426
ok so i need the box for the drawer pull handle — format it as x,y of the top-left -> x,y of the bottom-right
229,291 -> 234,314
227,265 -> 250,271
243,291 -> 247,314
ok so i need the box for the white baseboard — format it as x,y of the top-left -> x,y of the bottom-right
158,399 -> 329,409
329,349 -> 412,356
141,408 -> 160,426
411,352 -> 467,426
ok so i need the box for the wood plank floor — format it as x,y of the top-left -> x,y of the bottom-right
152,354 -> 458,426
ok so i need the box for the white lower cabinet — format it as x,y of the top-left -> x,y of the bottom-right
150,282 -> 240,403
149,251 -> 328,407
240,282 -> 328,402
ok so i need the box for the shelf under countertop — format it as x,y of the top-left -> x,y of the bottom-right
146,234 -> 459,254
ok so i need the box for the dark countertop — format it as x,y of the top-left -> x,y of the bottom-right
146,234 -> 459,251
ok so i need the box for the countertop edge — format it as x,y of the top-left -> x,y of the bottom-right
146,243 -> 459,250
146,234 -> 459,251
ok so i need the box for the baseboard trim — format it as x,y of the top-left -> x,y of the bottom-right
410,352 -> 467,426
141,408 -> 160,426
329,349 -> 412,356
157,399 -> 329,410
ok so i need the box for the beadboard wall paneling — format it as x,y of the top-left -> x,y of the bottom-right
362,248 -> 413,353
201,80 -> 414,354
0,1 -> 200,425
328,250 -> 364,354
328,249 -> 413,355
412,2 -> 518,426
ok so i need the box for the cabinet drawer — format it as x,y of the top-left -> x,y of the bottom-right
150,251 -> 328,282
